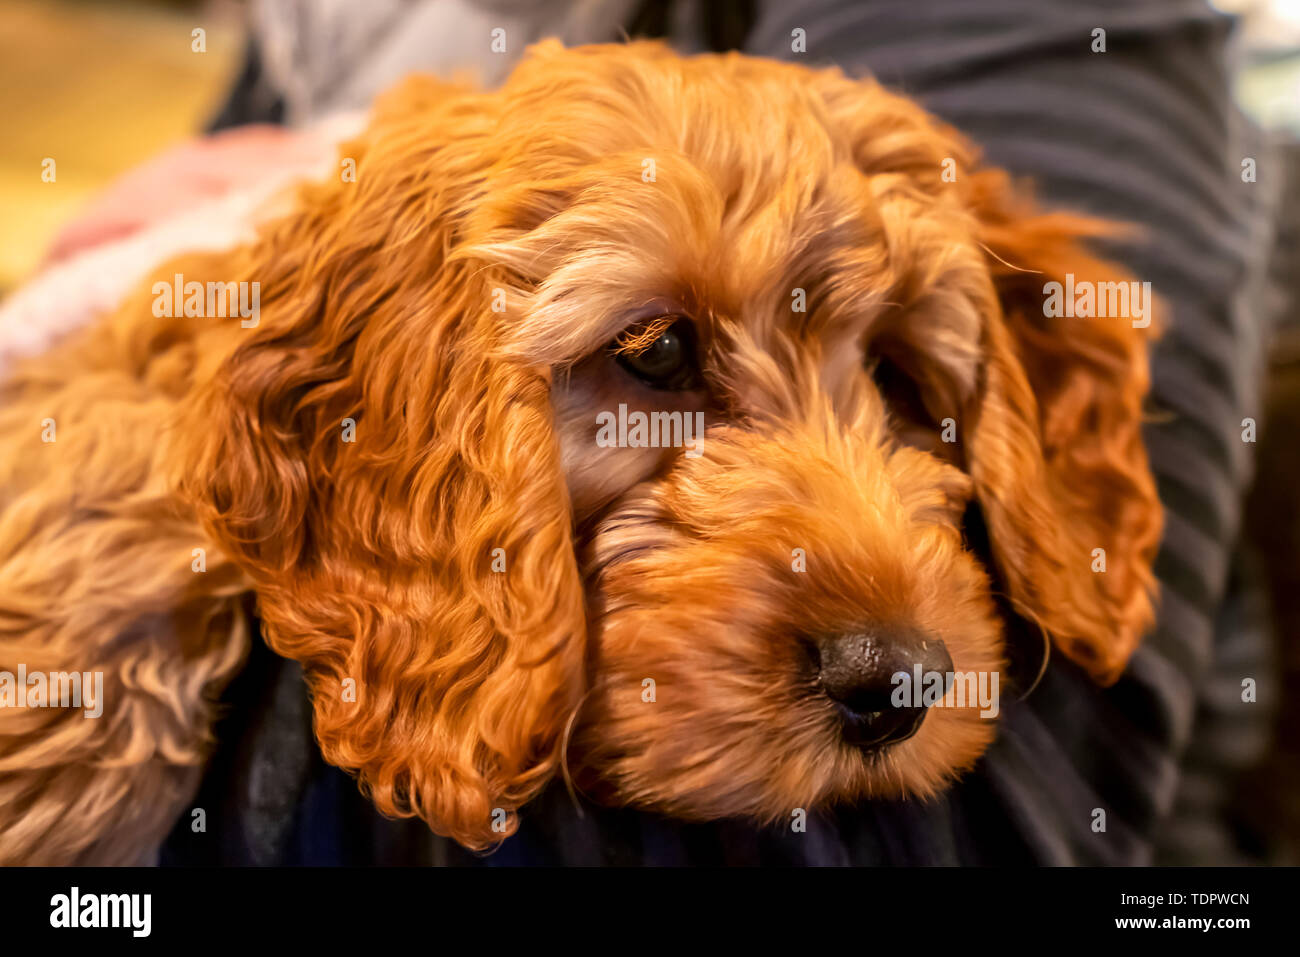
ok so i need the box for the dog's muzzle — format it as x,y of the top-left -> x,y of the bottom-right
812,630 -> 954,748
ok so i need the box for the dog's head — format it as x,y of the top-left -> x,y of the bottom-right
179,42 -> 1161,848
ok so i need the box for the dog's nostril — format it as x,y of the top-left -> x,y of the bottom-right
815,630 -> 953,748
800,637 -> 823,675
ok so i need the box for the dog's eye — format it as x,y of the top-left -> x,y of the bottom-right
612,317 -> 703,391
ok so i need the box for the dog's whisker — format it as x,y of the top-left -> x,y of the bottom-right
1014,620 -> 1053,703
558,679 -> 606,817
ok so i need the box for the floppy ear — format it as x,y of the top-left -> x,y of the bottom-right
175,76 -> 585,849
962,169 -> 1162,684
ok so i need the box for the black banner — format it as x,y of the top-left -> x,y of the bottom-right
0,865 -> 1280,943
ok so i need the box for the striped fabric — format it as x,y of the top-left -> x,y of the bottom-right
165,0 -> 1282,865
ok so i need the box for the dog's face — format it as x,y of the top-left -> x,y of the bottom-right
179,42 -> 1161,848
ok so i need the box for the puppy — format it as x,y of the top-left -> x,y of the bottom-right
0,41 -> 1161,864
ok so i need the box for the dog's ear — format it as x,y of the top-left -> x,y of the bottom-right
175,76 -> 584,849
962,169 -> 1162,685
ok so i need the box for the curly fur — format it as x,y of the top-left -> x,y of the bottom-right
0,41 -> 1160,862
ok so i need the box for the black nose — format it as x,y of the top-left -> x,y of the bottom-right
814,630 -> 954,748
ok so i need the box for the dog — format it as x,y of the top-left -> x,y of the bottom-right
0,41 -> 1161,864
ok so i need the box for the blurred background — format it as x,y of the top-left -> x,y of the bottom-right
0,0 -> 244,293
1,0 -> 1298,290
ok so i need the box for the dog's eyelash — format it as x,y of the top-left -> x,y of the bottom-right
610,316 -> 704,391
612,315 -> 680,356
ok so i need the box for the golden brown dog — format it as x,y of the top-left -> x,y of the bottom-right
0,41 -> 1161,863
